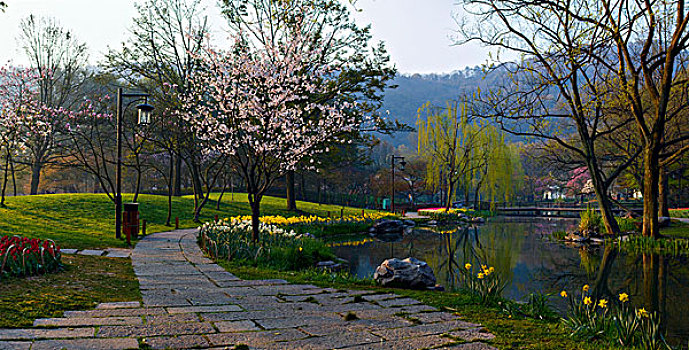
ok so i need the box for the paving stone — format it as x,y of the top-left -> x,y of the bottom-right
343,334 -> 455,350
409,311 -> 461,324
0,341 -> 31,350
451,342 -> 500,350
141,334 -> 210,349
371,319 -> 479,340
220,286 -> 260,296
30,338 -> 139,350
105,249 -> 133,258
78,249 -> 105,256
167,304 -> 242,314
144,313 -> 201,324
98,322 -> 215,337
0,327 -> 95,340
64,308 -> 166,318
142,295 -> 191,307
376,297 -> 421,308
362,294 -> 398,302
449,328 -> 496,342
33,316 -> 142,327
206,328 -> 309,347
214,320 -> 260,332
60,249 -> 78,255
278,331 -> 382,350
96,301 -> 141,309
216,279 -> 288,288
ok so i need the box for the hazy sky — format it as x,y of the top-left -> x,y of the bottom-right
0,0 -> 491,74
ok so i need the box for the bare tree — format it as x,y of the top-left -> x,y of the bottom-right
18,15 -> 90,194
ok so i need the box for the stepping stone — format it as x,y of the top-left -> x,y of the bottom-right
166,304 -> 242,314
34,317 -> 142,327
0,328 -> 95,340
78,249 -> 105,256
105,249 -> 132,258
96,302 -> 140,309
30,338 -> 139,350
141,334 -> 209,349
0,341 -> 31,350
60,249 -> 78,255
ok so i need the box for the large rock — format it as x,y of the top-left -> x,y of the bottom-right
370,219 -> 405,235
374,257 -> 437,289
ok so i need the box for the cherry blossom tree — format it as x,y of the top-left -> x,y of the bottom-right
183,29 -> 362,241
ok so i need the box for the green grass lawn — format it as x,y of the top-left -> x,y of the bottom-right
0,254 -> 140,328
0,193 -> 378,250
662,219 -> 689,239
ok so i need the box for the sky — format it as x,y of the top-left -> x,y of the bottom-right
0,0 -> 492,74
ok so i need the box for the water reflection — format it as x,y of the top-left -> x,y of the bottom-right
332,218 -> 689,343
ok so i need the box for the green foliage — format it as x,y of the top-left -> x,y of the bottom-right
199,219 -> 334,271
458,263 -> 507,304
560,287 -> 611,340
615,235 -> 689,255
416,101 -> 521,208
499,293 -> 558,321
579,207 -> 602,235
615,217 -> 639,233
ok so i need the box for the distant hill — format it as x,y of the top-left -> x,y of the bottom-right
380,66 -> 501,147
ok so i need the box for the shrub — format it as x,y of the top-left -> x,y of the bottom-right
418,208 -> 473,222
0,235 -> 61,279
579,207 -> 602,235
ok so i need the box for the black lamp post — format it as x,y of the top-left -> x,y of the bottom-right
390,155 -> 406,213
115,88 -> 153,239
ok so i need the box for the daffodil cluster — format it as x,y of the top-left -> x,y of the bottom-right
458,262 -> 505,304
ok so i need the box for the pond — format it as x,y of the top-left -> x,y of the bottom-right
331,218 -> 689,344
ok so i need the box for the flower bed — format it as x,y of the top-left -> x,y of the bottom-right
0,235 -> 61,279
198,218 -> 335,270
417,208 -> 472,222
227,212 -> 394,237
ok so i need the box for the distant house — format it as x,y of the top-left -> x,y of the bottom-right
543,185 -> 566,200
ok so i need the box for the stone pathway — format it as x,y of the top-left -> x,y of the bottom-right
60,248 -> 132,258
0,229 -> 497,350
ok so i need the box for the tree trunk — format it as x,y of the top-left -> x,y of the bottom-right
1,151 -> 9,207
642,146 -> 661,238
299,172 -> 306,201
249,194 -> 261,242
659,168 -> 670,218
286,170 -> 297,211
30,161 -> 42,195
133,169 -> 142,202
445,179 -> 455,210
216,176 -> 227,210
173,149 -> 182,196
166,151 -> 174,226
10,157 -> 16,197
589,167 -> 620,234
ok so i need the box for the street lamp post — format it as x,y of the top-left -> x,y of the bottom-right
390,155 -> 406,213
115,88 -> 154,239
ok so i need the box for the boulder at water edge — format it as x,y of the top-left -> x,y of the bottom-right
374,257 -> 437,289
369,219 -> 405,235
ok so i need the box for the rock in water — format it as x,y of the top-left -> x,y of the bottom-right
374,257 -> 437,289
371,219 -> 405,235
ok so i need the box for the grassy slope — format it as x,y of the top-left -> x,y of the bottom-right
0,193 -> 378,250
0,255 -> 140,328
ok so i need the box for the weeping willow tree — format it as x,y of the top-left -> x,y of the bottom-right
417,101 -> 520,210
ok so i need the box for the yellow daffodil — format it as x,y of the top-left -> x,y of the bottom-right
488,267 -> 495,274
582,284 -> 590,293
598,299 -> 608,309
298,247 -> 303,252
481,264 -> 488,271
477,273 -> 485,279
560,291 -> 568,298
583,297 -> 592,306
636,308 -> 649,318
464,263 -> 472,270
619,293 -> 629,303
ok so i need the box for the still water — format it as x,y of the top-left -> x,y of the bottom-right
331,218 -> 689,343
